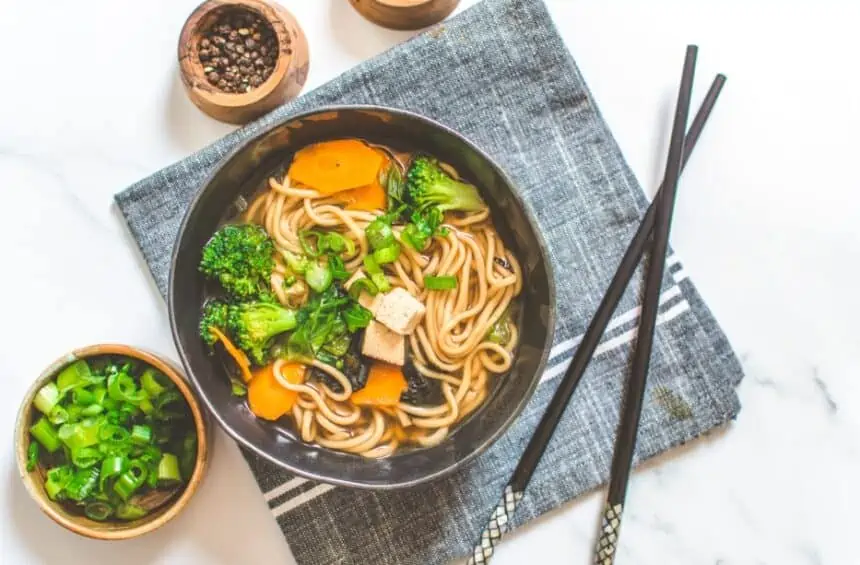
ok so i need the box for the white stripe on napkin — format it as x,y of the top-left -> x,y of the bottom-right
548,285 -> 682,360
539,298 -> 690,384
264,476 -> 309,502
271,484 -> 336,519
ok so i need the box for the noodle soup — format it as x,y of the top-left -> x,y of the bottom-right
198,138 -> 521,458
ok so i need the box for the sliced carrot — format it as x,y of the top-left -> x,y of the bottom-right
351,363 -> 407,407
288,139 -> 385,194
248,362 -> 307,421
337,180 -> 387,211
210,327 -> 253,384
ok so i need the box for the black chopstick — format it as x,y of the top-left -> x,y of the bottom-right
594,44 -> 699,565
466,69 -> 725,565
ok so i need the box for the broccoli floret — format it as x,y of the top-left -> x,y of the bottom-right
199,224 -> 276,302
405,156 -> 486,213
199,300 -> 228,345
226,302 -> 299,365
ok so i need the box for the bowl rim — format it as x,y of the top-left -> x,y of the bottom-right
168,104 -> 557,489
14,344 -> 209,540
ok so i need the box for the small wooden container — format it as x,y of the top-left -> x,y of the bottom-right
349,0 -> 460,30
15,344 -> 210,540
178,0 -> 309,125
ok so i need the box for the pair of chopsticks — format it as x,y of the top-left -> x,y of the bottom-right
468,46 -> 725,565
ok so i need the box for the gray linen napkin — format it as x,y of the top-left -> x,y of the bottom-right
116,0 -> 744,563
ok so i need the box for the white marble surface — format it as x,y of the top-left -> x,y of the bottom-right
2,1 -> 859,564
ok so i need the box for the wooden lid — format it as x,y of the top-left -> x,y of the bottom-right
349,0 -> 459,30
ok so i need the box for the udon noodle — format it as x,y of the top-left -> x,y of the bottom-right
241,157 -> 522,458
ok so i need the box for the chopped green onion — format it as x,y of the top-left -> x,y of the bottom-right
140,368 -> 166,398
56,360 -> 94,393
84,501 -> 113,521
73,388 -> 96,406
347,277 -> 378,300
299,230 -> 324,257
424,275 -> 458,290
131,425 -> 152,445
58,419 -> 103,450
30,417 -> 61,453
487,316 -> 512,345
107,372 -> 145,404
363,255 -> 391,292
99,456 -> 126,490
91,386 -> 107,405
81,404 -> 104,417
373,245 -> 401,265
71,447 -> 101,469
156,453 -> 181,484
115,503 -> 148,521
98,424 -> 130,444
138,397 -> 154,415
65,467 -> 99,501
45,465 -> 73,499
66,404 -> 83,422
305,261 -> 333,293
48,405 -> 70,425
180,433 -> 197,481
344,303 -> 374,332
33,382 -> 60,415
26,442 -> 39,472
366,217 -> 396,250
113,460 -> 147,500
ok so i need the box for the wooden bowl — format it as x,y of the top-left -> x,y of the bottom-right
178,0 -> 310,125
14,344 -> 210,540
349,0 -> 460,30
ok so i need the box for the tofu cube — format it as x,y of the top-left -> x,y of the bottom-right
374,287 -> 426,335
344,270 -> 380,312
362,321 -> 406,366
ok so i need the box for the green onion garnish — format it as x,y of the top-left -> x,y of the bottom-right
30,417 -> 61,453
373,245 -> 401,265
26,442 -> 39,472
424,275 -> 458,290
26,355 -> 194,521
33,382 -> 60,415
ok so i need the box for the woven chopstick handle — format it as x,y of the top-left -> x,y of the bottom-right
594,502 -> 624,564
466,485 -> 524,565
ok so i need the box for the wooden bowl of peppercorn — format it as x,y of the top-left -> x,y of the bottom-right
178,0 -> 309,125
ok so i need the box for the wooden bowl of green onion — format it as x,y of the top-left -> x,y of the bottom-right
14,344 -> 209,540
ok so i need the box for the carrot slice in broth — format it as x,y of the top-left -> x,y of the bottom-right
351,363 -> 407,407
248,362 -> 306,421
288,139 -> 384,194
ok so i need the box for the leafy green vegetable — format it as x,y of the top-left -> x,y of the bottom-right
199,223 -> 276,302
381,161 -> 406,211
304,261 -> 333,293
328,255 -> 350,281
343,303 -> 373,333
347,277 -> 378,300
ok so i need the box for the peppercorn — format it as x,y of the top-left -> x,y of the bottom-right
198,8 -> 279,93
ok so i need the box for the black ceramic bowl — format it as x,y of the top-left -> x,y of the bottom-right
169,106 -> 555,489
